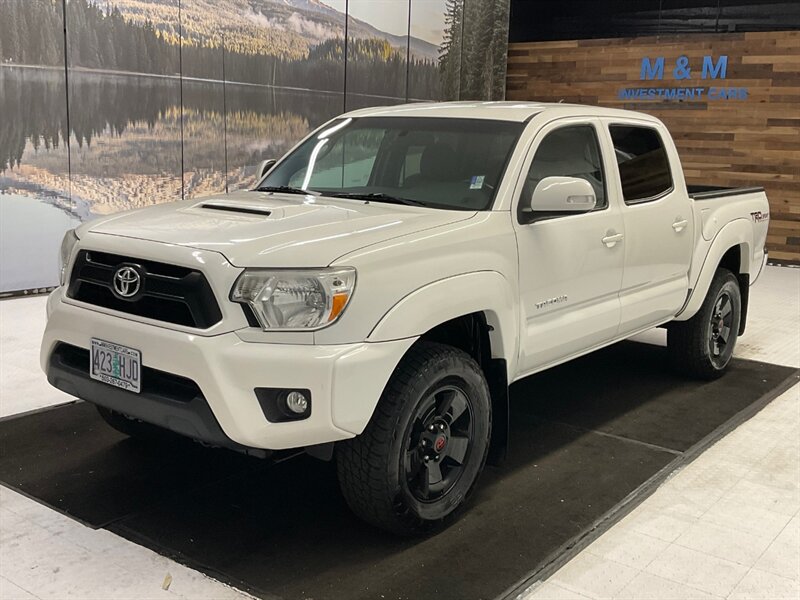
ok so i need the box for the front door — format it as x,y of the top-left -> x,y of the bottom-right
514,119 -> 625,376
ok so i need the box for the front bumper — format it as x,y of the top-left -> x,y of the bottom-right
41,289 -> 416,450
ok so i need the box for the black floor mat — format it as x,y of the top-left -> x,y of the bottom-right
0,342 -> 796,600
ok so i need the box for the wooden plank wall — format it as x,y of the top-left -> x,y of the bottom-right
507,31 -> 800,263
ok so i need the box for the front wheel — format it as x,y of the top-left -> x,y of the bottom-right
668,268 -> 741,380
336,341 -> 491,536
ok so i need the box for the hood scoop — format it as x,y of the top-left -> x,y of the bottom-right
198,202 -> 272,217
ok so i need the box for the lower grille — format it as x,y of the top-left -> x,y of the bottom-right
67,250 -> 222,329
53,343 -> 201,403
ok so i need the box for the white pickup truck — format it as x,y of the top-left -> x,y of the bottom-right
42,102 -> 770,534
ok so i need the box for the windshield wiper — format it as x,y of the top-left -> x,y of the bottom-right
255,185 -> 315,195
329,192 -> 425,207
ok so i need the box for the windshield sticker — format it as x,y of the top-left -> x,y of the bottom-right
470,175 -> 485,190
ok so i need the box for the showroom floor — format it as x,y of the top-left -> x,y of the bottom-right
521,265 -> 800,600
1,265 -> 798,600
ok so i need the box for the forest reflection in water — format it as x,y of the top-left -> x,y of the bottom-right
0,66 -> 344,214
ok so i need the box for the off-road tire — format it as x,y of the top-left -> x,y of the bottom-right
668,268 -> 741,380
336,341 -> 492,536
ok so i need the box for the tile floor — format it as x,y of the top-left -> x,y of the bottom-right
0,265 -> 798,600
521,265 -> 800,600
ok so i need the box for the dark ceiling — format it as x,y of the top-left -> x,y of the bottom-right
509,0 -> 800,42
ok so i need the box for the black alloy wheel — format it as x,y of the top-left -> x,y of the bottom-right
403,384 -> 473,503
709,290 -> 735,368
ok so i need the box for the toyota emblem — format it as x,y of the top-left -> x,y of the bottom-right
113,265 -> 142,299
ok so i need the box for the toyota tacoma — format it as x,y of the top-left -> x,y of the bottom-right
42,102 -> 770,535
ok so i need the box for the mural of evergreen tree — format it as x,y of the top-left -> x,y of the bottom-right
460,0 -> 511,100
0,0 -> 64,66
439,0 -> 465,99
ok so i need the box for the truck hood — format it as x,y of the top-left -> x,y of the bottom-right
81,191 -> 476,267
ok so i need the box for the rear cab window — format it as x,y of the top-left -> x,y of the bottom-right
609,125 -> 673,204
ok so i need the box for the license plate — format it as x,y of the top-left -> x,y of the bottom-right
90,339 -> 141,394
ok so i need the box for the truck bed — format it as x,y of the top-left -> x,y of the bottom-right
688,185 -> 765,201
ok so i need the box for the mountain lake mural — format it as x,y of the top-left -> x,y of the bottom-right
0,0 -> 511,294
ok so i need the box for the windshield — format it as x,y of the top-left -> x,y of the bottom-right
256,116 -> 524,211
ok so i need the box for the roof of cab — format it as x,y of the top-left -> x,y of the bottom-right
342,101 -> 662,124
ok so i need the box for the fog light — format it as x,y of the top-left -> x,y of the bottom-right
285,391 -> 309,415
255,387 -> 312,422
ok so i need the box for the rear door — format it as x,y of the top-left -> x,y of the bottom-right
513,118 -> 625,375
602,120 -> 694,333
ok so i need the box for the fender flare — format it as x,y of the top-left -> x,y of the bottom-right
367,271 -> 518,372
676,219 -> 753,321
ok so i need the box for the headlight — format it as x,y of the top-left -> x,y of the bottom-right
231,268 -> 356,330
59,229 -> 79,286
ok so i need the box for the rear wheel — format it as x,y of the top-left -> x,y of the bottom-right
668,268 -> 741,380
336,341 -> 491,536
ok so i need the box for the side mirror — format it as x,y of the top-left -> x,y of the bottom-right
530,176 -> 597,214
256,159 -> 277,180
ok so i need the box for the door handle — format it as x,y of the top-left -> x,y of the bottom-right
672,219 -> 689,232
602,233 -> 624,248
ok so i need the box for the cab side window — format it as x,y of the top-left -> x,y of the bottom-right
519,125 -> 606,223
609,125 -> 673,204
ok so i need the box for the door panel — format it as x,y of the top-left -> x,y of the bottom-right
516,211 -> 624,373
514,119 -> 624,375
606,123 -> 694,333
619,192 -> 693,330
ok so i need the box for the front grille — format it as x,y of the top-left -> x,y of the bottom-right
67,250 -> 222,329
